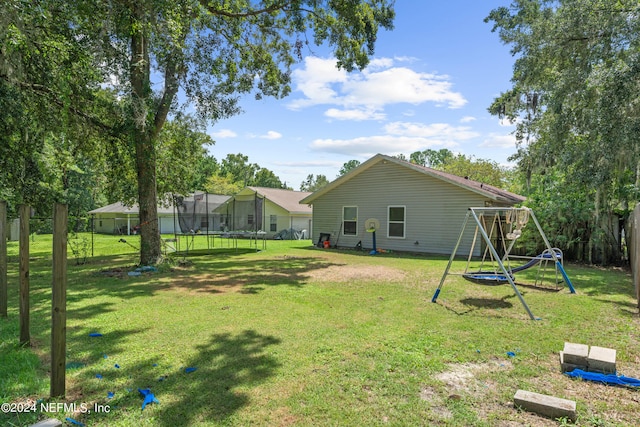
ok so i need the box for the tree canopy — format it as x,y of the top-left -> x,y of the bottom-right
1,0 -> 395,264
486,0 -> 640,264
338,160 -> 361,177
300,174 -> 330,192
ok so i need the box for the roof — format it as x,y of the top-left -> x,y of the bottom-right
300,154 -> 526,205
89,193 -> 231,215
246,187 -> 313,214
88,202 -> 174,215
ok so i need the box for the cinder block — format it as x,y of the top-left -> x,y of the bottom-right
562,342 -> 589,366
559,351 -> 587,373
588,346 -> 616,374
514,389 -> 577,421
30,419 -> 62,427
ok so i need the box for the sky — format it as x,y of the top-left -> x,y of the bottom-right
205,1 -> 518,190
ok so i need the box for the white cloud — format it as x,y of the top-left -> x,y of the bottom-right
259,130 -> 282,140
210,129 -> 237,138
393,55 -> 419,63
324,108 -> 386,121
308,121 -> 482,157
288,57 -> 348,110
288,56 -> 467,118
310,135 -> 457,158
499,117 -> 518,126
344,67 -> 466,109
366,57 -> 394,70
481,133 -> 516,149
460,116 -> 476,123
384,121 -> 479,140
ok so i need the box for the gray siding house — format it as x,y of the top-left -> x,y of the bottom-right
300,154 -> 526,256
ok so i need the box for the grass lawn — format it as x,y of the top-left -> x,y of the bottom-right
1,233 -> 639,426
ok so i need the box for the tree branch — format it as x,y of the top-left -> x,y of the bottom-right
0,75 -> 119,136
153,55 -> 181,139
198,0 -> 294,18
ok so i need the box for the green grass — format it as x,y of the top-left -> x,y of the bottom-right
1,234 -> 639,426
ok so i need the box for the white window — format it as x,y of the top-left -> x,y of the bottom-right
270,215 -> 277,232
388,206 -> 405,238
343,206 -> 358,236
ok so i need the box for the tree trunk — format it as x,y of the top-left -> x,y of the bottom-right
130,6 -> 161,265
135,132 -> 161,265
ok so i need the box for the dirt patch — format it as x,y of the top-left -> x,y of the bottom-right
419,386 -> 454,422
435,360 -> 513,392
304,264 -> 406,282
163,272 -> 246,294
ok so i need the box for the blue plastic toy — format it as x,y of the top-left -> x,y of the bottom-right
138,388 -> 160,410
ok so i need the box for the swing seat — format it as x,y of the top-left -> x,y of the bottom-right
462,272 -> 513,286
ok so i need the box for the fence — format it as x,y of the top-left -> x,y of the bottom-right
628,203 -> 640,308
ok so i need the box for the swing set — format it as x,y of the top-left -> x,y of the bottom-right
431,207 -> 576,320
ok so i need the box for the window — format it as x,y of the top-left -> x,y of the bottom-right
270,215 -> 277,232
388,206 -> 405,238
248,214 -> 254,225
343,206 -> 358,236
200,217 -> 208,229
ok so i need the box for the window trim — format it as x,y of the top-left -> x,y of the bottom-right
342,206 -> 358,236
387,205 -> 406,239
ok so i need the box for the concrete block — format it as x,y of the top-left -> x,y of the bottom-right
562,342 -> 589,366
514,389 -> 577,422
588,346 -> 616,374
30,419 -> 62,427
559,351 -> 587,373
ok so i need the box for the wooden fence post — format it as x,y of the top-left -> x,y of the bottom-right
634,203 -> 640,309
51,203 -> 67,397
0,201 -> 6,318
19,204 -> 30,346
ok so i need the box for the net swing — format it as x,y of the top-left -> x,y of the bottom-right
431,207 -> 576,320
463,210 -> 515,285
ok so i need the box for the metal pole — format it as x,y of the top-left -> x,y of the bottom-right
470,209 -> 536,320
529,209 -> 576,293
432,210 -> 472,303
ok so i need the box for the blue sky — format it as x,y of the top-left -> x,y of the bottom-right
206,1 -> 517,190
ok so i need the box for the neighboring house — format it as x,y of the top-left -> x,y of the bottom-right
89,192 -> 231,235
299,154 -> 526,256
89,202 -> 175,235
214,187 -> 312,238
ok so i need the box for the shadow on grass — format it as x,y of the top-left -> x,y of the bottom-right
81,330 -> 281,426
164,256 -> 342,293
438,294 -> 515,316
296,244 -> 450,261
567,265 -> 639,315
154,329 -> 281,426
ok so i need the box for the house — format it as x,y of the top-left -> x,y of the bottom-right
299,154 -> 526,255
89,202 -> 173,235
89,192 -> 231,235
214,187 -> 312,238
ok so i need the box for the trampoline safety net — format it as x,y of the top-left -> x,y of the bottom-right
174,193 -> 228,233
